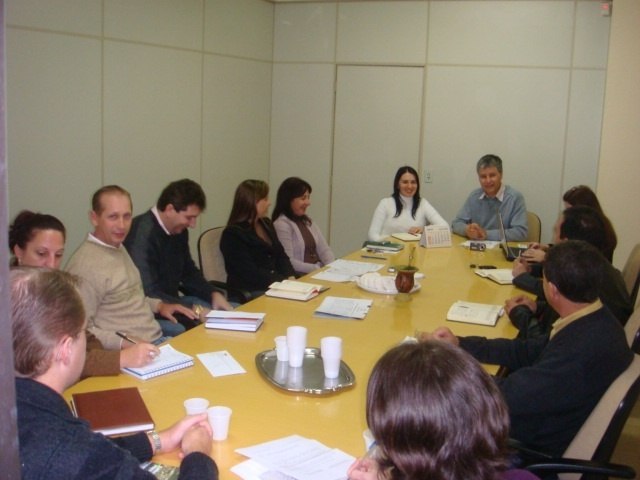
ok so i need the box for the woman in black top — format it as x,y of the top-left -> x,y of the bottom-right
220,179 -> 295,296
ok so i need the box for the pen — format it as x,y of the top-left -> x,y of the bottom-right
361,255 -> 387,260
116,331 -> 137,345
469,264 -> 497,269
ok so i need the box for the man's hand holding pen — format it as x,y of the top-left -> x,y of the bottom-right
117,331 -> 161,368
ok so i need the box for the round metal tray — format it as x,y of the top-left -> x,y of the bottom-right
255,347 -> 356,395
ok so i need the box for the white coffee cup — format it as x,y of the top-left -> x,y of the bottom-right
207,405 -> 232,441
286,326 -> 307,368
274,335 -> 289,362
320,336 -> 342,379
183,397 -> 209,415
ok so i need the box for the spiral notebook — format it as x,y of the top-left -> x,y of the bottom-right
122,344 -> 194,380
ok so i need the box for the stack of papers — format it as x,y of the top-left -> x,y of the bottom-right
446,300 -> 504,327
314,296 -> 373,320
312,259 -> 384,282
266,280 -> 327,301
121,345 -> 194,380
232,435 -> 355,480
205,310 -> 265,332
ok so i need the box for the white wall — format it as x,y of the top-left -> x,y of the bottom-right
6,0 -> 274,258
270,0 -> 611,254
7,0 -> 627,265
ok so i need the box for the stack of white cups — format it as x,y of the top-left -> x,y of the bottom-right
320,336 -> 343,379
286,326 -> 307,368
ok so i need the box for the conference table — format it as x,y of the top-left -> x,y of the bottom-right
64,235 -> 525,478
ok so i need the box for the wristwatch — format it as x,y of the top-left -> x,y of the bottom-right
147,430 -> 161,453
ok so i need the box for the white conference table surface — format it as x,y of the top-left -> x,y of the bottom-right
64,235 -> 526,478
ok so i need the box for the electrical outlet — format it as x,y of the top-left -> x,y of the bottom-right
424,170 -> 433,183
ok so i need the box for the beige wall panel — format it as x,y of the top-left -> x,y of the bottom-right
562,70 -> 606,195
270,63 -> 335,235
205,0 -> 273,60
573,1 -> 611,69
103,41 -> 202,217
331,66 -> 424,257
201,55 -> 272,230
598,0 -> 640,267
7,29 -> 102,257
273,3 -> 337,63
6,0 -> 101,36
428,1 -> 573,67
336,1 -> 427,64
423,66 -> 570,244
104,0 -> 203,50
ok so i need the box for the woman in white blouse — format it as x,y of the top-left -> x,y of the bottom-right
272,177 -> 335,275
367,166 -> 447,242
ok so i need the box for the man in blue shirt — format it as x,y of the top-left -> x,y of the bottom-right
451,154 -> 528,241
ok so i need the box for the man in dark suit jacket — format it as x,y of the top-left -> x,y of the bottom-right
418,240 -> 634,457
124,179 -> 232,316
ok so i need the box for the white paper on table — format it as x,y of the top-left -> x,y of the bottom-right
197,350 -> 246,377
311,259 -> 383,283
235,435 -> 353,480
310,270 -> 352,282
314,296 -> 373,320
460,240 -> 501,249
231,459 -> 296,480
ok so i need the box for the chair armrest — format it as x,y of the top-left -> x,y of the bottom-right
508,438 -> 636,479
525,458 -> 635,479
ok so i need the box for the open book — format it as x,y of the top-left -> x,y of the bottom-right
71,386 -> 154,436
391,232 -> 421,242
121,344 -> 194,380
205,310 -> 265,332
446,300 -> 504,327
265,280 -> 328,301
474,268 -> 513,285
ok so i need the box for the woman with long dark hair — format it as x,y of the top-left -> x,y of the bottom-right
348,341 -> 539,480
368,166 -> 447,242
272,177 -> 334,274
221,180 -> 295,296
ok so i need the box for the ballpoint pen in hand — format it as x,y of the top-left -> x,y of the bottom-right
116,331 -> 137,345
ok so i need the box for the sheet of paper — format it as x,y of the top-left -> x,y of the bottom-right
197,350 -> 246,377
311,259 -> 384,282
314,296 -> 372,320
235,435 -> 353,480
231,459 -> 295,480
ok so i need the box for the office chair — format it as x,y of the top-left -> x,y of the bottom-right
622,243 -> 640,308
526,211 -> 542,243
624,307 -> 640,354
512,354 -> 640,480
197,227 -> 251,304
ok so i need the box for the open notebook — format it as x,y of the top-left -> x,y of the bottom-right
121,344 -> 194,380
